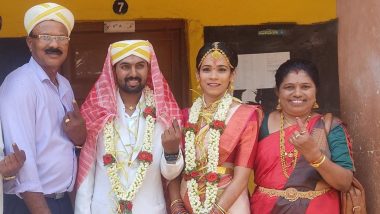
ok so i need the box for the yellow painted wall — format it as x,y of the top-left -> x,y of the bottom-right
0,0 -> 336,99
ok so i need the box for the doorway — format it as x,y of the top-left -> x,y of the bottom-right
62,20 -> 189,108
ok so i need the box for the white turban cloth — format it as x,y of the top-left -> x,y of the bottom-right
110,40 -> 152,65
24,2 -> 74,36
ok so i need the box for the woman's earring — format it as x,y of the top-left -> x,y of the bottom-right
228,81 -> 234,95
276,99 -> 282,110
196,79 -> 201,91
313,102 -> 319,109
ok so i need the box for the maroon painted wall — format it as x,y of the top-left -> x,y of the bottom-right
338,1 -> 380,213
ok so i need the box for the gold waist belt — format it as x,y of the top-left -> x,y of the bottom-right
258,186 -> 330,202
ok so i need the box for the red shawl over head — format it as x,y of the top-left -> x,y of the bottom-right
76,40 -> 182,187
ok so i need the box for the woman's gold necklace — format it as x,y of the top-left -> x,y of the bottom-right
279,112 -> 311,178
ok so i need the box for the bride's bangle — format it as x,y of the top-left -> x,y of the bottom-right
170,199 -> 183,207
213,203 -> 227,214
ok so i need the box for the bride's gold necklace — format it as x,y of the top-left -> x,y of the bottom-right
200,97 -> 220,125
195,97 -> 221,167
279,112 -> 311,178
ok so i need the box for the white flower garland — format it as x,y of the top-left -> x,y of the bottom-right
185,93 -> 233,214
104,87 -> 156,213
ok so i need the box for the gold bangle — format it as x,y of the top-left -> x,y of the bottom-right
3,175 -> 16,181
311,153 -> 324,164
170,199 -> 183,207
213,203 -> 227,214
310,154 -> 326,168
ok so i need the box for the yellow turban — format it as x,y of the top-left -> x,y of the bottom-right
110,40 -> 152,65
24,3 -> 74,36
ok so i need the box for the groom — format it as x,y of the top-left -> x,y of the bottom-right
75,40 -> 184,213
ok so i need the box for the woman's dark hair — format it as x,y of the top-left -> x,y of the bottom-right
196,42 -> 238,71
275,59 -> 320,89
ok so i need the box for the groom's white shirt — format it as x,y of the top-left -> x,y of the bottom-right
75,91 -> 183,214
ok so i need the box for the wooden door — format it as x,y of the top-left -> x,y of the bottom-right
62,20 -> 189,108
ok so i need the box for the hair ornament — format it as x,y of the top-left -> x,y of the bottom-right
198,42 -> 234,69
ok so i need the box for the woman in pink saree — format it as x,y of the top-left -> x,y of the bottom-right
168,42 -> 262,214
250,59 -> 354,214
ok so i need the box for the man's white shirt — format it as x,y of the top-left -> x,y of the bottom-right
75,91 -> 184,214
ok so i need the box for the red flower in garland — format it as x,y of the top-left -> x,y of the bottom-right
138,151 -> 153,163
205,172 -> 220,183
119,200 -> 133,213
183,122 -> 199,134
143,106 -> 156,118
190,171 -> 200,179
210,120 -> 226,133
103,154 -> 115,166
184,170 -> 201,181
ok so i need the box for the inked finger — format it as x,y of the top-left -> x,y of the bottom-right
72,100 -> 80,115
296,117 -> 307,132
172,119 -> 180,133
166,127 -> 173,136
12,144 -> 20,153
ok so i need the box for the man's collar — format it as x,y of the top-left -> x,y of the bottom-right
29,57 -> 65,87
29,57 -> 50,82
116,89 -> 146,117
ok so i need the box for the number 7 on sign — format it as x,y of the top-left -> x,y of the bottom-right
113,0 -> 128,15
118,2 -> 124,13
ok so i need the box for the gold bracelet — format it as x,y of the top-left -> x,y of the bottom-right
170,199 -> 183,207
310,154 -> 326,168
3,175 -> 16,181
213,203 -> 227,214
311,153 -> 324,164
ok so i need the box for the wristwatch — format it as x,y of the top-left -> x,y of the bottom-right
164,150 -> 181,164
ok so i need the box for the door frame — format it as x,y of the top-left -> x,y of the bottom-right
62,19 -> 190,108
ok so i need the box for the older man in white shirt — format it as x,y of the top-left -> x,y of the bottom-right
0,3 -> 86,213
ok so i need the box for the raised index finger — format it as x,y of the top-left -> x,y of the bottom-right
72,100 -> 81,115
295,117 -> 307,132
172,118 -> 180,133
12,144 -> 26,163
12,143 -> 20,153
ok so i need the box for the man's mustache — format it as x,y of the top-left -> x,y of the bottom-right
125,77 -> 142,82
45,48 -> 63,55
